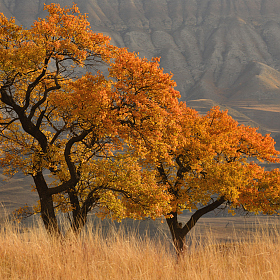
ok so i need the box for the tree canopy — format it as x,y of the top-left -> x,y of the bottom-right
156,105 -> 280,254
0,4 -> 180,233
0,4 -> 280,254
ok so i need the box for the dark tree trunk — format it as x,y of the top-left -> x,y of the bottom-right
71,212 -> 88,234
33,172 -> 60,235
166,212 -> 187,255
67,189 -> 87,234
68,189 -> 100,234
166,197 -> 226,256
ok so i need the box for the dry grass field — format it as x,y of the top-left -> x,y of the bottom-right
0,217 -> 280,280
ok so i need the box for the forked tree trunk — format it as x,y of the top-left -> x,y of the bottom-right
166,212 -> 188,255
34,173 -> 89,236
33,172 -> 60,235
166,197 -> 226,256
68,190 -> 99,234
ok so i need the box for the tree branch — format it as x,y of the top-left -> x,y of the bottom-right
182,196 -> 226,236
64,130 -> 91,180
157,163 -> 172,188
23,56 -> 51,111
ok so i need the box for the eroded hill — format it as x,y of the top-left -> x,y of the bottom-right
1,0 -> 280,140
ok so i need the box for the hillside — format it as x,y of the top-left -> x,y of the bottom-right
1,0 -> 280,141
1,0 -> 280,217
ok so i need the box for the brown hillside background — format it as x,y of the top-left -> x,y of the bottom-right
2,0 -> 280,139
1,0 -> 280,220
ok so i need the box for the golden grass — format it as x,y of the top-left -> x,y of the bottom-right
0,219 -> 280,280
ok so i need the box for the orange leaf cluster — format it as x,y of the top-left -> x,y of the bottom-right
158,105 -> 280,215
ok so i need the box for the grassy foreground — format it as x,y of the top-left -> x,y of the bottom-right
0,219 -> 280,280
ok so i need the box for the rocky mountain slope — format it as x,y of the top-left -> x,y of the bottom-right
1,0 -> 280,140
1,0 -> 280,218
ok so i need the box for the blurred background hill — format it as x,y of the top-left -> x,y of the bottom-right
1,0 -> 280,230
1,0 -> 280,143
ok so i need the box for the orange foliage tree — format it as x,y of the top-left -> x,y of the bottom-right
1,3 -> 280,248
0,4 -> 180,234
157,105 -> 280,254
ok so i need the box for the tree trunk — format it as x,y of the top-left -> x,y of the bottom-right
67,190 -> 87,234
70,212 -> 88,234
166,197 -> 226,256
33,172 -> 60,235
166,212 -> 188,255
69,197 -> 99,234
68,189 -> 100,234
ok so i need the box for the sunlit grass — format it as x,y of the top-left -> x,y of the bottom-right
0,218 -> 280,279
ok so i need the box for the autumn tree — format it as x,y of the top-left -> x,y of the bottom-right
158,105 -> 280,255
0,4 -> 180,234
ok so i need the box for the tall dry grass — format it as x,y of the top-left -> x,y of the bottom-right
0,218 -> 280,279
